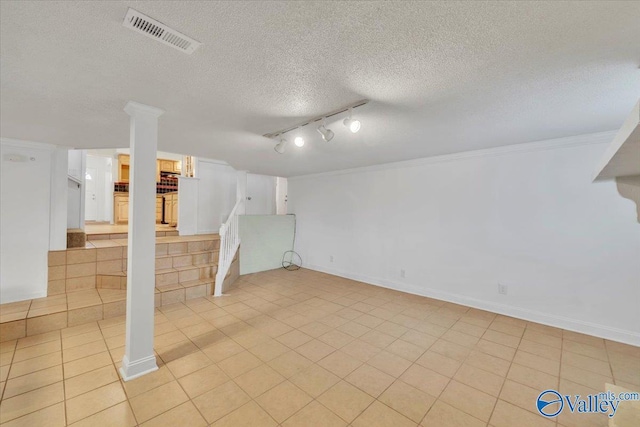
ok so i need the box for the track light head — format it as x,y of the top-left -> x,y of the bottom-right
345,118 -> 361,133
343,108 -> 361,133
274,138 -> 288,154
294,136 -> 305,147
317,121 -> 335,142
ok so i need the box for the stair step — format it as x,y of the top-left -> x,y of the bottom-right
176,266 -> 200,283
154,252 -> 218,268
155,255 -> 173,270
171,254 -> 194,268
96,272 -> 127,290
12,234 -> 229,342
156,269 -> 179,287
154,279 -> 213,306
105,264 -> 217,288
155,283 -> 182,292
192,251 -> 219,266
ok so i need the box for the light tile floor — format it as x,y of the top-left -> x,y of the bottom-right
1,268 -> 638,426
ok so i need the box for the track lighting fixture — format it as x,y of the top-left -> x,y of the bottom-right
317,119 -> 334,142
274,138 -> 288,154
343,108 -> 361,133
265,100 -> 368,153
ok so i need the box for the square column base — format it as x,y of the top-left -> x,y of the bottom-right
119,354 -> 158,382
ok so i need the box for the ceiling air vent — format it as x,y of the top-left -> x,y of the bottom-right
122,8 -> 201,54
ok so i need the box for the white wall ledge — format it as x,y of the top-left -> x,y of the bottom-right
594,100 -> 640,180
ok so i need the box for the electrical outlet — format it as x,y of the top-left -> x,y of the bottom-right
329,255 -> 334,263
498,284 -> 508,295
400,269 -> 406,278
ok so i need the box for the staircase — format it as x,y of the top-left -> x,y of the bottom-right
0,234 -> 229,342
95,235 -> 222,306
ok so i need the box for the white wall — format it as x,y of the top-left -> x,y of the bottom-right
276,177 -> 288,215
1,139 -> 55,302
246,173 -> 276,215
67,149 -> 85,229
49,148 -> 68,250
67,179 -> 82,229
288,132 -> 640,345
177,177 -> 198,235
196,159 -> 237,233
67,149 -> 83,180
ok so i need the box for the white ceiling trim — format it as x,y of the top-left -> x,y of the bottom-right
289,131 -> 616,181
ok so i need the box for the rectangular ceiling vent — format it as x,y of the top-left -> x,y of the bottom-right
122,8 -> 201,55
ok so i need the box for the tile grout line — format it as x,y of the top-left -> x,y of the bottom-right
484,320 -> 524,426
105,318 -> 141,427
556,327 -> 566,427
60,330 -> 68,427
418,309 -> 491,426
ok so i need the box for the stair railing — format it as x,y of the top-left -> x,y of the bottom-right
214,198 -> 243,296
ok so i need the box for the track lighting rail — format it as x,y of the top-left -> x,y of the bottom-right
263,99 -> 369,139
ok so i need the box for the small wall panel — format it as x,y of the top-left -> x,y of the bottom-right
239,215 -> 295,275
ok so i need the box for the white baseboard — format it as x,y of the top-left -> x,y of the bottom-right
305,263 -> 640,347
0,289 -> 47,304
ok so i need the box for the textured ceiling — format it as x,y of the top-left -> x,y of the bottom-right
1,1 -> 639,177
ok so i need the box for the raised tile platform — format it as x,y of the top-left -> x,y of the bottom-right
0,234 -> 223,342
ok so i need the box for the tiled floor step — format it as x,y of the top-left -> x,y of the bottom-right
0,276 -> 220,341
96,272 -> 127,290
192,250 -> 218,265
0,234 -> 224,341
156,278 -> 214,306
155,252 -> 219,269
99,261 -> 218,291
47,234 -> 219,297
176,266 -> 202,283
0,288 -> 127,341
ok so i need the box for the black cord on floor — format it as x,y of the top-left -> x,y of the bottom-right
282,250 -> 302,270
282,214 -> 302,270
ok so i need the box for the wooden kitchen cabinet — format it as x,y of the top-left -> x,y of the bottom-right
170,195 -> 178,226
156,195 -> 163,223
114,194 -> 129,224
116,194 -> 165,224
118,155 -> 130,183
163,193 -> 178,227
163,196 -> 171,225
160,160 -> 174,172
120,155 -> 180,183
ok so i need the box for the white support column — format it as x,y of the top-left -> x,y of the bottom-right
120,101 -> 164,381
